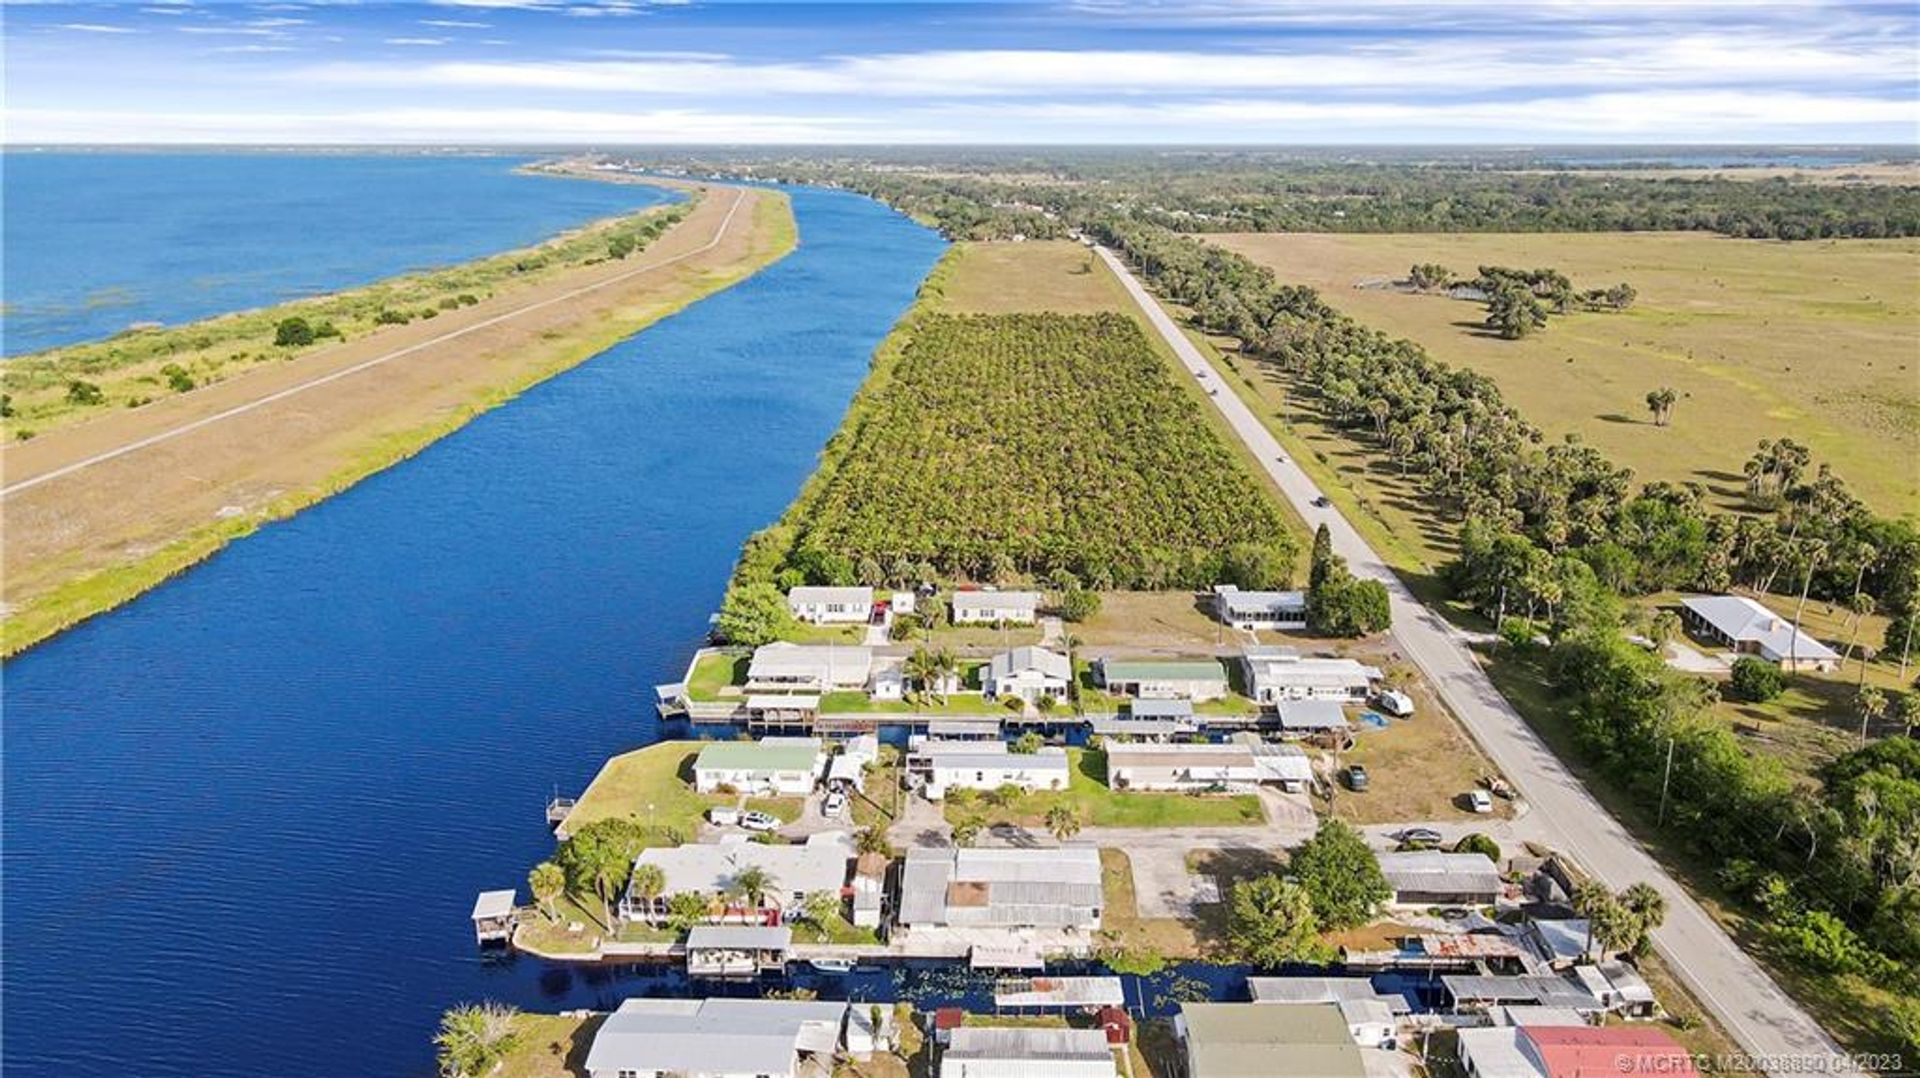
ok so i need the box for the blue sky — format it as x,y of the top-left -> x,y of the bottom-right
5,1 -> 1917,143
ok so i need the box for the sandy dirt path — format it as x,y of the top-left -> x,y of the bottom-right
1,180 -> 793,651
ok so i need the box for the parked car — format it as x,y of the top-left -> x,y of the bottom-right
1399,826 -> 1443,847
707,806 -> 740,827
1344,764 -> 1370,792
822,790 -> 848,818
1469,789 -> 1495,814
739,810 -> 781,832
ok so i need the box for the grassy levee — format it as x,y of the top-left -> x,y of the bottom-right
1173,280 -> 1907,1060
1,190 -> 797,657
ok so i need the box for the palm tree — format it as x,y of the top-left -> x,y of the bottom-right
1842,592 -> 1876,674
528,861 -> 564,924
629,863 -> 666,926
1644,387 -> 1677,427
1648,610 -> 1682,648
1045,804 -> 1082,843
590,847 -> 629,932
951,819 -> 981,847
1620,882 -> 1668,956
1572,880 -> 1617,957
1788,539 -> 1828,672
1857,686 -> 1889,745
731,866 -> 777,916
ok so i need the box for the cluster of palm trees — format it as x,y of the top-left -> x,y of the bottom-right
903,645 -> 960,703
1573,879 -> 1669,958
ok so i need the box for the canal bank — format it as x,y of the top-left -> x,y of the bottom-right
0,184 -> 947,1078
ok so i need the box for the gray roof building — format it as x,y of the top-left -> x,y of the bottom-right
899,845 -> 1103,930
1176,1002 -> 1366,1078
1376,850 -> 1503,904
1247,977 -> 1410,1013
940,1027 -> 1118,1078
583,997 -> 847,1078
1681,594 -> 1839,665
628,832 -> 854,918
986,646 -> 1072,684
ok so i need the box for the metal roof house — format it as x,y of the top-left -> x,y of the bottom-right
786,585 -> 875,625
1212,585 -> 1309,630
1104,742 -> 1259,791
1247,977 -> 1410,1012
1090,697 -> 1200,739
1274,698 -> 1352,737
1174,1002 -> 1366,1078
624,831 -> 855,924
898,845 -> 1103,931
981,646 -> 1072,703
952,589 -> 1043,625
693,737 -> 826,795
1375,850 -> 1504,906
582,997 -> 847,1078
1095,658 -> 1229,701
746,643 -> 874,693
1240,647 -> 1381,703
939,1027 -> 1118,1078
1680,594 -> 1839,671
907,740 -> 1071,794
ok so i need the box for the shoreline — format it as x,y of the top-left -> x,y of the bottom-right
1,171 -> 799,657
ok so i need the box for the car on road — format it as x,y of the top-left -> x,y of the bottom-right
1469,789 -> 1495,814
1399,826 -> 1443,847
822,790 -> 848,818
1344,764 -> 1369,792
1311,495 -> 1331,508
739,810 -> 781,832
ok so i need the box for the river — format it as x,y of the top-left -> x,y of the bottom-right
1,177 -> 946,1076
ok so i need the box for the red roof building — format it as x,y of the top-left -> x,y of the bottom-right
1521,1025 -> 1696,1077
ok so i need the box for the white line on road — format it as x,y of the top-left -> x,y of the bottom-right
2,186 -> 751,500
1097,244 -> 1840,1070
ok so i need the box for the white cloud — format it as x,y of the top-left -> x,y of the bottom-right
177,25 -> 279,36
419,19 -> 491,28
4,105 -> 868,144
295,37 -> 1917,99
382,37 -> 449,46
210,44 -> 299,53
56,22 -> 137,33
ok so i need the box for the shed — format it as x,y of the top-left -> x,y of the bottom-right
471,889 -> 518,945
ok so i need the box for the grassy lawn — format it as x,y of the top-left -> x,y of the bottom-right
1210,232 -> 1920,518
1329,670 -> 1511,826
1075,591 -> 1242,649
514,893 -> 679,955
777,623 -> 867,644
946,748 -> 1264,829
820,690 -> 1000,716
789,913 -> 882,946
563,740 -> 800,836
686,650 -> 748,701
494,1012 -> 602,1078
1097,848 -> 1211,958
914,622 -> 1045,648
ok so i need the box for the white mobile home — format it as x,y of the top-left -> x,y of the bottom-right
1213,584 -> 1309,630
908,740 -> 1070,795
951,590 -> 1042,625
1095,658 -> 1230,701
786,585 -> 875,625
898,845 -> 1104,931
623,831 -> 854,924
1241,647 -> 1380,702
583,997 -> 847,1078
745,643 -> 873,693
693,737 -> 825,795
1104,742 -> 1259,791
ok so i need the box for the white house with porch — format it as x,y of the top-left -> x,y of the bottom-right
1680,594 -> 1840,672
907,740 -> 1070,795
1213,584 -> 1309,630
623,831 -> 855,924
693,738 -> 825,795
1241,646 -> 1380,702
981,646 -> 1071,703
745,643 -> 873,693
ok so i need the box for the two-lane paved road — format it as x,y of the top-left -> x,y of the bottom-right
1097,244 -> 1842,1071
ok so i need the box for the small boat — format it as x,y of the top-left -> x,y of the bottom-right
808,957 -> 857,974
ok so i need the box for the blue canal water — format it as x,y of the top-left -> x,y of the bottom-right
1,175 -> 945,1077
0,153 -> 676,355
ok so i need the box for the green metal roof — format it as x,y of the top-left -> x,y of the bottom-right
695,741 -> 820,771
1100,659 -> 1226,681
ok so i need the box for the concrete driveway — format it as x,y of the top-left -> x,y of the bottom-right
1100,245 -> 1841,1063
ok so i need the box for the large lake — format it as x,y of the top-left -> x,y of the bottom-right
1,163 -> 947,1076
1,153 -> 677,355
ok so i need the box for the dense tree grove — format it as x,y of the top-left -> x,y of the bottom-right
734,309 -> 1297,595
622,148 -> 1920,242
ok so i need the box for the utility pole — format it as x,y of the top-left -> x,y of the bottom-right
1656,738 -> 1675,827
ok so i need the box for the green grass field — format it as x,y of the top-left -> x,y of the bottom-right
562,740 -> 798,835
1211,232 -> 1920,519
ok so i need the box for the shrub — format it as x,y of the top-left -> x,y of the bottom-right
273,316 -> 315,347
1059,587 -> 1102,623
1453,833 -> 1501,862
1765,909 -> 1890,976
1289,819 -> 1392,929
1728,656 -> 1786,702
66,380 -> 104,406
373,309 -> 411,326
160,363 -> 196,393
